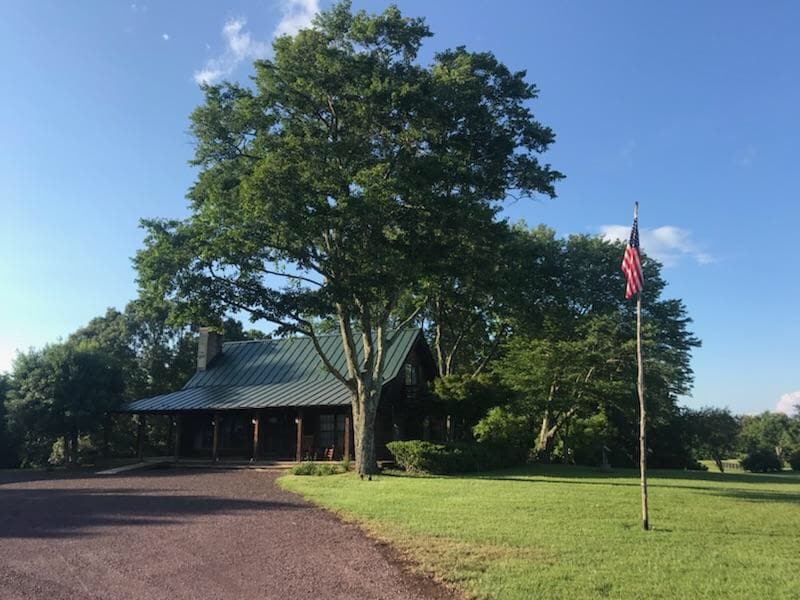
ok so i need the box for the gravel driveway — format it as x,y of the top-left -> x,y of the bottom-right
0,468 -> 456,600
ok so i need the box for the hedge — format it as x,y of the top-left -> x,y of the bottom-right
788,450 -> 800,471
740,448 -> 783,473
386,440 -> 526,474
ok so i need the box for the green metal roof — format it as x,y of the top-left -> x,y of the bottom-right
122,328 -> 422,413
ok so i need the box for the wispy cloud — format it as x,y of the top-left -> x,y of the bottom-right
274,0 -> 320,38
162,33 -> 170,41
776,391 -> 800,416
194,17 -> 271,85
599,224 -> 713,267
735,144 -> 757,167
194,1 -> 320,86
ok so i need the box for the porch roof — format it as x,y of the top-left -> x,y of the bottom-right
121,328 -> 422,413
122,378 -> 350,412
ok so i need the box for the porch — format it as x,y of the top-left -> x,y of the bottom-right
131,407 -> 354,463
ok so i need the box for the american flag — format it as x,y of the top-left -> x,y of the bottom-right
621,215 -> 644,300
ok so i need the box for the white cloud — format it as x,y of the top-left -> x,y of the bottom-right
776,391 -> 800,416
599,224 -> 713,267
162,33 -> 170,41
273,0 -> 320,38
193,17 -> 271,85
194,1 -> 319,86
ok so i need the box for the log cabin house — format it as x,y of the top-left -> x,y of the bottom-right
120,327 -> 438,462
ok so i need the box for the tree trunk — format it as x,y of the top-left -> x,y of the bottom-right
714,455 -> 724,473
68,430 -> 79,466
535,411 -> 553,460
352,388 -> 379,477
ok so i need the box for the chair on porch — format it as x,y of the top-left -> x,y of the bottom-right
323,446 -> 335,461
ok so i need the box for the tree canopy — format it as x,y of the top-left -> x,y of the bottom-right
134,1 -> 562,474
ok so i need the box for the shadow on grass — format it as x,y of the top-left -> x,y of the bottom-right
702,488 -> 800,504
457,464 -> 800,485
379,465 -> 800,495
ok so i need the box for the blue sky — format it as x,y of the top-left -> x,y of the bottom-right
1,1 -> 798,415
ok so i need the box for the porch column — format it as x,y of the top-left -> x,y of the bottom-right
343,414 -> 351,460
102,413 -> 112,459
252,412 -> 260,461
167,417 -> 175,456
212,413 -> 220,462
295,410 -> 303,462
174,414 -> 181,462
137,414 -> 146,461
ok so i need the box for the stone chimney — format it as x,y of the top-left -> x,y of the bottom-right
197,327 -> 223,371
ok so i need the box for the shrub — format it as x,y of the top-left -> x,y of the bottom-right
788,450 -> 800,471
740,448 -> 783,473
289,461 -> 346,476
473,406 -> 532,450
386,439 -> 526,474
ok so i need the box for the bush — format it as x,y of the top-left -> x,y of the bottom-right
788,450 -> 800,471
289,461 -> 346,476
473,406 -> 532,449
386,439 -> 526,474
740,448 -> 783,473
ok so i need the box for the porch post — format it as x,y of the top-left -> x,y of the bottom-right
137,414 -> 146,461
174,414 -> 181,463
102,413 -> 111,459
167,417 -> 175,456
343,413 -> 351,460
295,409 -> 303,462
252,412 -> 260,461
212,412 -> 220,462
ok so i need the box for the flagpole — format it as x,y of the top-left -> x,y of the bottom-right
634,202 -> 649,531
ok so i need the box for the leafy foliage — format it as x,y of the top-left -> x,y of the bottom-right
7,341 -> 124,466
386,439 -> 525,474
134,1 -> 562,475
738,411 -> 800,462
485,232 -> 700,466
687,407 -> 740,472
289,461 -> 347,476
740,448 -> 783,473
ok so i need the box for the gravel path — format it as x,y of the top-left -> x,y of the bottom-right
0,468 -> 456,600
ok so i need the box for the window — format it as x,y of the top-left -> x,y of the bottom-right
318,414 -> 346,457
318,414 -> 335,449
404,363 -> 418,401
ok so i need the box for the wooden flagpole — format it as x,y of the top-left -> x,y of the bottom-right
635,202 -> 649,531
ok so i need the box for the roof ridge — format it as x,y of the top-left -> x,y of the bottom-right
221,327 -> 421,346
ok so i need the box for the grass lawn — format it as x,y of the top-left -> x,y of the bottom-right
280,465 -> 800,599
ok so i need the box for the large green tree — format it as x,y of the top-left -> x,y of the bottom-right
688,407 -> 740,472
491,233 -> 700,464
135,2 -> 562,475
7,341 -> 125,466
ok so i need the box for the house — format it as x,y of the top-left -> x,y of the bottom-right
120,327 -> 438,462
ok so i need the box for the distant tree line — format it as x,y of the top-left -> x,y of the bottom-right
2,227 -> 796,472
399,225 -> 800,473
0,303 -> 265,468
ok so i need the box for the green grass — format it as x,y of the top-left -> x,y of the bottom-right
280,465 -> 800,599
